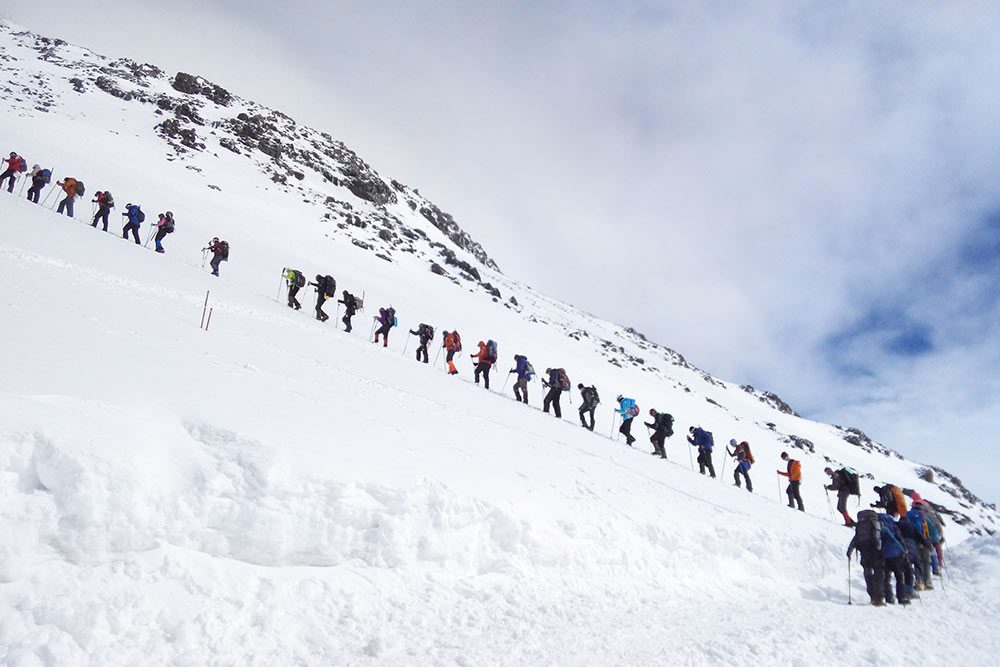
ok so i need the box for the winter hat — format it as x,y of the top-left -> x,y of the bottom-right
577,383 -> 584,389
545,368 -> 552,374
873,485 -> 882,494
689,426 -> 696,433
729,439 -> 737,446
780,452 -> 789,460
824,467 -> 833,475
617,395 -> 624,403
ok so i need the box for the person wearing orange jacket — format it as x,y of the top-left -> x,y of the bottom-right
55,177 -> 78,217
470,340 -> 495,389
778,452 -> 804,511
872,484 -> 907,518
442,330 -> 461,375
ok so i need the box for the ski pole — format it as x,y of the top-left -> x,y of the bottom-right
687,443 -> 694,471
721,451 -> 727,479
19,174 -> 27,196
41,179 -> 57,206
433,345 -> 442,366
402,332 -> 411,357
847,557 -> 852,605
200,290 -> 210,328
777,474 -> 782,504
144,227 -> 155,247
501,373 -> 510,395
369,319 -> 377,342
277,271 -> 285,302
612,413 -> 619,440
825,488 -> 835,520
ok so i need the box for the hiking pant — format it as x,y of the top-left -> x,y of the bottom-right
650,431 -> 667,457
619,417 -> 634,445
474,362 -> 491,389
315,295 -> 327,321
859,550 -> 885,604
374,322 -> 392,346
902,557 -> 915,598
884,556 -> 906,603
446,349 -> 457,374
287,284 -> 301,309
917,547 -> 933,587
416,343 -> 429,362
579,405 -> 595,430
734,461 -> 752,491
92,206 -> 110,231
342,310 -> 354,332
513,377 -> 528,403
123,222 -> 140,244
836,490 -> 852,522
0,169 -> 15,192
543,387 -> 562,417
57,195 -> 75,217
210,255 -> 223,275
786,480 -> 804,511
154,228 -> 168,251
27,182 -> 43,203
698,450 -> 716,477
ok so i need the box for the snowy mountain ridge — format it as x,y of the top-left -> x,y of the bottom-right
1,21 -> 999,665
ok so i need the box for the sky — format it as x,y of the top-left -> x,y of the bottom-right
3,1 -> 998,504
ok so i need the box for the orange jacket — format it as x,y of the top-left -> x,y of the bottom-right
444,332 -> 461,351
473,341 -> 493,365
890,485 -> 907,517
58,178 -> 77,196
779,459 -> 801,481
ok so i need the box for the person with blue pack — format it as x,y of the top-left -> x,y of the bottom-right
615,395 -> 638,446
26,165 -> 50,203
373,306 -> 395,347
509,354 -> 532,403
877,513 -> 910,605
122,203 -> 144,244
687,426 -> 716,476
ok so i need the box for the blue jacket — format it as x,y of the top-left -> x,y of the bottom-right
688,428 -> 712,452
616,397 -> 636,421
510,355 -> 530,381
125,205 -> 142,226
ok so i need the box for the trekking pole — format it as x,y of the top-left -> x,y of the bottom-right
201,249 -> 208,267
501,373 -> 510,395
847,557 -> 853,605
369,319 -> 377,342
433,345 -> 442,367
200,291 -> 210,328
612,413 -> 619,440
825,488 -> 835,520
721,452 -> 727,479
777,474 -> 782,503
402,332 -> 412,357
144,227 -> 155,247
18,174 -> 26,196
687,444 -> 694,471
276,272 -> 285,302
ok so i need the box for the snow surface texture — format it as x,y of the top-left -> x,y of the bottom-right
1,21 -> 999,666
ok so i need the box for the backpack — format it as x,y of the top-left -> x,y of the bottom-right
220,240 -> 230,260
386,306 -> 397,326
419,323 -> 434,340
524,361 -> 535,379
854,510 -> 882,552
164,215 -> 175,233
662,414 -> 675,437
104,191 -> 114,206
702,429 -> 713,450
39,169 -> 51,184
324,275 -> 337,298
877,514 -> 905,559
626,401 -> 639,417
74,181 -> 85,197
136,209 -> 146,223
453,331 -> 462,352
485,340 -> 498,363
294,271 -> 306,288
742,442 -> 755,465
17,157 -> 26,172
907,509 -> 930,540
589,386 -> 600,406
841,467 -> 860,496
344,293 -> 357,310
554,368 -> 570,390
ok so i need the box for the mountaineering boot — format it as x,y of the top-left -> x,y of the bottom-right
155,248 -> 165,254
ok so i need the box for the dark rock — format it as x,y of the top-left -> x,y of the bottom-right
69,77 -> 85,93
430,262 -> 447,276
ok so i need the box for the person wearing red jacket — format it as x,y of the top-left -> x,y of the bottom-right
778,452 -> 805,511
470,340 -> 495,389
91,191 -> 115,231
442,331 -> 461,375
0,152 -> 26,192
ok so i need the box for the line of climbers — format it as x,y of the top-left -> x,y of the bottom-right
2,150 -> 230,273
846,489 -> 947,607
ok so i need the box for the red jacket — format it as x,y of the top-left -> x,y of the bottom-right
778,459 -> 802,481
3,156 -> 25,172
472,341 -> 493,365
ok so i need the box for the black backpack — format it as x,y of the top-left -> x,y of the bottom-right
324,275 -> 336,298
841,467 -> 861,496
74,181 -> 85,197
345,293 -> 357,310
386,306 -> 396,325
136,208 -> 146,223
854,510 -> 882,552
485,339 -> 498,363
220,241 -> 230,260
662,413 -> 674,437
590,386 -> 600,405
703,430 -> 714,451
418,323 -> 434,339
294,271 -> 306,288
164,213 -> 175,233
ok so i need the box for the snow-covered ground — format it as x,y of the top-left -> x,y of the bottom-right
1,21 -> 999,666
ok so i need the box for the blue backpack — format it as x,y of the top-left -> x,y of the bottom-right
877,514 -> 905,559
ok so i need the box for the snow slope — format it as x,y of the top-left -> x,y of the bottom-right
1,21 -> 999,666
